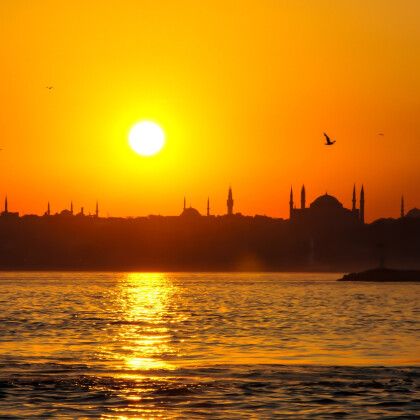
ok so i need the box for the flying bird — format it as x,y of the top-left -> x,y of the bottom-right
379,133 -> 384,136
46,86 -> 54,90
324,133 -> 336,146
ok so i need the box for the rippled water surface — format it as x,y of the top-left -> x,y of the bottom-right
1,272 -> 420,419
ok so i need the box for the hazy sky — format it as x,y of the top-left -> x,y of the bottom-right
1,0 -> 419,221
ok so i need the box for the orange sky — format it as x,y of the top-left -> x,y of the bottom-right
0,0 -> 419,221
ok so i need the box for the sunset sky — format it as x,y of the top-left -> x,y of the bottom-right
1,0 -> 419,221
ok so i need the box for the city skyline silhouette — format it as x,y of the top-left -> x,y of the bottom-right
0,184 -> 418,272
0,183 -> 418,222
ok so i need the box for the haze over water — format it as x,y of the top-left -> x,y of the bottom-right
1,272 -> 420,419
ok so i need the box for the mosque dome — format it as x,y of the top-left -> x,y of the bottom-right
180,207 -> 201,217
405,207 -> 420,218
310,193 -> 343,210
59,209 -> 73,216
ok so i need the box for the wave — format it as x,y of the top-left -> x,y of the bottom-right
1,365 -> 420,419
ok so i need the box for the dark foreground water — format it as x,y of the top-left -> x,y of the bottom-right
1,273 -> 420,419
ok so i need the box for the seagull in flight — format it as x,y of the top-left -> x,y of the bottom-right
324,133 -> 336,146
46,86 -> 54,90
379,133 -> 384,136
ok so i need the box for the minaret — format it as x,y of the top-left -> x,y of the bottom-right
301,185 -> 306,209
183,197 -> 186,211
207,197 -> 210,216
227,187 -> 234,215
289,187 -> 294,219
47,202 -> 50,216
401,196 -> 404,218
70,201 -> 73,215
360,185 -> 365,224
352,184 -> 356,211
4,196 -> 8,213
95,201 -> 99,217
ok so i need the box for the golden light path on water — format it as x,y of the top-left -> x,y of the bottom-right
96,273 -> 183,419
94,273 -> 420,370
98,273 -> 184,373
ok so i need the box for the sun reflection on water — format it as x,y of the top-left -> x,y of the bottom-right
98,273 -> 186,372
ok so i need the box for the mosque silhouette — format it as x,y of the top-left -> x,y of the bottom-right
289,185 -> 364,228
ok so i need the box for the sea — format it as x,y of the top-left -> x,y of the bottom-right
1,272 -> 420,419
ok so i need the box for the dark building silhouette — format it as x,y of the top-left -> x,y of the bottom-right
59,202 -> 74,217
227,187 -> 234,215
2,196 -> 19,217
181,207 -> 201,217
180,198 -> 201,217
289,185 -> 364,229
76,207 -> 85,217
301,185 -> 306,209
352,184 -> 356,211
360,185 -> 365,224
401,196 -> 404,218
289,187 -> 294,219
405,207 -> 420,218
207,198 -> 210,216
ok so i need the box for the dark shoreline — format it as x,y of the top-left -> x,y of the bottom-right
338,268 -> 420,282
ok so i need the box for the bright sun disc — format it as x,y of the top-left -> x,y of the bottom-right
129,122 -> 165,156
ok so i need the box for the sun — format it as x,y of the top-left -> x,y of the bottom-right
129,121 -> 165,156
